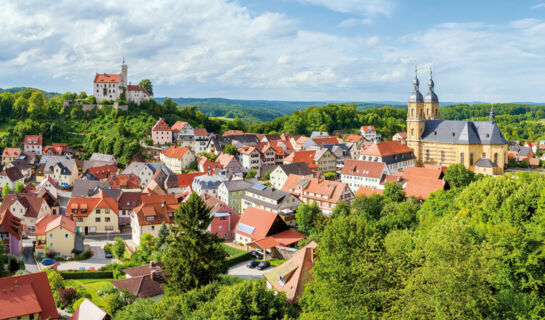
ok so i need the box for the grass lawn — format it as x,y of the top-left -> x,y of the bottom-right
222,244 -> 246,257
66,278 -> 115,309
267,258 -> 286,267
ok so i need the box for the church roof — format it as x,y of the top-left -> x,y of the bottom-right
420,120 -> 507,145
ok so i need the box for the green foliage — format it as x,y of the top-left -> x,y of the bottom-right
163,192 -> 228,295
323,172 -> 337,180
444,163 -> 476,188
1,184 -> 12,199
264,170 -> 271,180
46,269 -> 65,291
382,181 -> 405,203
14,182 -> 24,193
103,289 -> 136,316
112,237 -> 125,260
295,202 -> 326,235
138,79 -> 153,96
59,271 -> 114,279
113,298 -> 156,320
156,222 -> 170,248
331,201 -> 351,219
7,255 -> 23,273
223,144 -> 238,156
245,169 -> 257,179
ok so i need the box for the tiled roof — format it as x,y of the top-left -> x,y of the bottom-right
0,193 -> 46,219
123,261 -> 164,278
356,186 -> 384,197
0,209 -> 22,240
216,153 -> 240,168
2,147 -> 21,158
344,134 -> 363,143
263,241 -> 317,304
220,179 -> 254,192
177,172 -> 206,187
277,162 -> 313,176
94,73 -> 120,83
133,194 -> 178,226
238,145 -> 257,155
253,228 -> 306,249
152,118 -> 171,131
283,151 -> 317,168
86,165 -> 119,180
361,141 -> 413,157
341,160 -> 385,178
194,128 -> 208,136
0,272 -> 59,320
235,207 -> 288,240
403,177 -> 445,200
24,135 -> 42,146
171,121 -> 190,132
127,84 -> 149,95
403,166 -> 443,180
89,153 -> 116,162
107,174 -> 141,189
111,274 -> 164,298
161,146 -> 190,159
118,192 -> 144,210
312,136 -> 341,146
361,125 -> 376,132
36,215 -> 76,235
1,167 -> 24,182
282,174 -> 351,204
222,130 -> 245,136
70,298 -> 107,320
67,191 -> 119,217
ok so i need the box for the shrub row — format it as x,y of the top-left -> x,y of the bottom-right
226,252 -> 251,268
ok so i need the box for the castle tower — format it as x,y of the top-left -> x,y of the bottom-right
406,67 -> 425,165
120,57 -> 128,88
424,68 -> 439,119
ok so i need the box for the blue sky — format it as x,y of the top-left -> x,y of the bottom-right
1,0 -> 545,102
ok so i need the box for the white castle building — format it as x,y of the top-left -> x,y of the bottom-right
93,60 -> 151,105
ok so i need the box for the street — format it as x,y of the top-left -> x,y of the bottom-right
22,240 -> 39,273
57,189 -> 72,216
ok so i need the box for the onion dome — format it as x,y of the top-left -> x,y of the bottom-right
409,66 -> 424,102
424,68 -> 438,103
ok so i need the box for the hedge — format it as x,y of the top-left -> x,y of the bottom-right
60,271 -> 114,279
226,252 -> 251,268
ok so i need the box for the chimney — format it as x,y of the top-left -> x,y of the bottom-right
161,201 -> 166,208
149,261 -> 154,268
150,269 -> 156,281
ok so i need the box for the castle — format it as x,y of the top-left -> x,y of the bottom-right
93,60 -> 150,105
406,68 -> 508,175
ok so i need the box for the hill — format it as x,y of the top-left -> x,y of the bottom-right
0,87 -> 59,99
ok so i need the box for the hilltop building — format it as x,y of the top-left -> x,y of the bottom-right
406,68 -> 508,174
93,60 -> 150,105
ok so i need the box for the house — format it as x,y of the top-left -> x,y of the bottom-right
282,175 -> 354,215
41,156 -> 78,186
108,174 -> 141,190
269,163 -> 314,190
509,145 -> 534,162
35,215 -> 79,258
177,172 -> 207,191
197,156 -> 221,174
71,180 -> 117,198
216,153 -> 243,174
84,164 -> 119,181
360,125 -> 381,142
310,131 -> 328,139
237,145 -> 261,172
191,173 -> 228,197
89,153 -> 117,163
283,150 -> 318,169
359,141 -> 416,172
67,191 -> 119,234
340,160 -> 390,193
0,193 -> 53,235
218,180 -> 255,214
7,152 -> 36,179
313,148 -> 337,173
2,147 -> 21,166
241,184 -> 302,226
263,241 -> 317,304
117,192 -> 144,226
71,298 -> 108,320
122,162 -> 156,187
529,158 -> 541,169
127,84 -> 151,104
257,144 -> 276,167
24,135 -> 43,155
234,206 -> 305,246
0,209 -> 23,256
151,118 -> 173,146
130,194 -> 177,245
0,272 -> 59,320
393,132 -> 408,145
36,176 -> 59,198
112,262 -> 166,301
204,194 -> 240,239
0,167 -> 25,190
43,143 -> 74,158
311,136 -> 341,146
160,146 -> 195,174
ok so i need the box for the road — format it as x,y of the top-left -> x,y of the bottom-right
57,189 -> 72,216
22,241 -> 39,273
228,261 -> 275,280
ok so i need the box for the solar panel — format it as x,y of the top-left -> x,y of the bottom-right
252,184 -> 267,191
236,223 -> 255,235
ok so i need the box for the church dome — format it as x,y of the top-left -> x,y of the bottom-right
409,67 -> 424,102
424,69 -> 438,102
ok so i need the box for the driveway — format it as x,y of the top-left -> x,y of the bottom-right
57,189 -> 72,216
55,243 -> 114,271
228,261 -> 275,280
22,241 -> 39,273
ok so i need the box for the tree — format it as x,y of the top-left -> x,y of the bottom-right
7,255 -> 21,273
163,192 -> 227,294
444,163 -> 476,188
209,281 -> 295,320
245,169 -> 257,179
58,288 -> 78,308
103,289 -> 136,316
382,181 -> 405,203
264,170 -> 272,180
331,201 -> 351,219
138,79 -> 153,96
223,144 -> 238,156
2,184 -> 12,199
156,222 -> 169,248
14,182 -> 24,193
295,202 -> 322,235
113,298 -> 155,320
112,237 -> 125,260
46,269 -> 65,291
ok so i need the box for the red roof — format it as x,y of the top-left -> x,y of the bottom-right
198,157 -> 221,174
177,172 -> 206,187
341,160 -> 386,178
35,215 -> 76,235
127,84 -> 149,95
403,166 -> 443,180
24,135 -> 42,146
395,132 -> 408,139
361,125 -> 376,132
67,191 -> 119,217
0,272 -> 59,320
152,118 -> 171,132
107,174 -> 141,189
344,134 -> 363,143
133,194 -> 178,226
356,186 -> 384,197
223,130 -> 245,136
171,121 -> 189,132
403,177 -> 445,200
194,128 -> 208,136
2,147 -> 21,158
361,141 -> 413,157
0,209 -> 22,240
282,174 -> 351,204
162,146 -> 190,159
312,136 -> 341,145
283,150 -> 318,168
87,165 -> 119,180
236,207 -> 287,240
94,73 -> 120,83
238,145 -> 257,155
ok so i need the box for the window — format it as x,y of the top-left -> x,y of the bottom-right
65,234 -> 68,238
482,153 -> 486,158
96,209 -> 101,214
105,226 -> 114,231
72,209 -> 78,214
461,153 -> 465,164
105,209 -> 110,213
96,217 -> 101,222
470,153 -> 474,166
426,149 -> 430,162
411,109 -> 414,117
81,209 -> 87,214
146,216 -> 155,221
105,217 -> 110,222
411,128 -> 414,137
494,153 -> 498,164
151,226 -> 155,231
77,217 -> 83,222
49,233 -> 53,238
441,151 -> 445,162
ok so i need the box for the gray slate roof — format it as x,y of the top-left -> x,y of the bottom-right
475,158 -> 496,167
220,179 -> 255,192
277,162 -> 313,176
421,120 -> 507,145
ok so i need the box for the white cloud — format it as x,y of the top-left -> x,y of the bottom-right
297,0 -> 393,17
338,18 -> 373,28
0,0 -> 544,102
531,2 -> 545,9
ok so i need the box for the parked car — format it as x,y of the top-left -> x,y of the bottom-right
246,260 -> 260,269
60,183 -> 72,191
256,261 -> 271,270
249,250 -> 263,259
105,253 -> 113,259
40,258 -> 57,266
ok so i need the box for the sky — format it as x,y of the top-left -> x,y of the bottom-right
1,0 -> 545,102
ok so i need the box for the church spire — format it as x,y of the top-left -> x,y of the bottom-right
489,103 -> 495,124
409,65 -> 424,102
413,65 -> 419,91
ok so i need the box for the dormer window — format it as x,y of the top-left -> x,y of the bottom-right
146,216 -> 155,221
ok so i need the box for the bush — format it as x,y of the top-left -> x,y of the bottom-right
104,243 -> 112,254
60,271 -> 114,279
97,283 -> 118,297
7,255 -> 23,273
226,252 -> 251,268
46,249 -> 57,259
58,288 -> 78,308
74,251 -> 93,260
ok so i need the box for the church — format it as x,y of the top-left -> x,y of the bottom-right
406,68 -> 508,175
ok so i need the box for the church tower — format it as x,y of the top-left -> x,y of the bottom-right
424,68 -> 439,119
406,67 -> 425,164
120,58 -> 128,88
